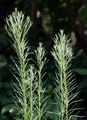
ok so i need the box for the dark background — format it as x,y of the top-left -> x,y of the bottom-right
0,0 -> 87,119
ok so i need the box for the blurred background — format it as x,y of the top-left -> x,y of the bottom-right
0,0 -> 87,119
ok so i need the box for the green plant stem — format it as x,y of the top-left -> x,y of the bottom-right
30,68 -> 33,120
38,68 -> 42,120
62,59 -> 68,120
5,9 -> 32,120
18,41 -> 28,120
59,46 -> 69,120
30,80 -> 33,120
35,43 -> 46,120
52,30 -> 73,120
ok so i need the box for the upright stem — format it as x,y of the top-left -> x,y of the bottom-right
35,43 -> 46,120
52,30 -> 72,120
38,68 -> 42,120
5,9 -> 32,120
18,43 -> 28,120
30,76 -> 33,120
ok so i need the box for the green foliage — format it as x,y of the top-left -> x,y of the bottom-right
5,8 -> 34,120
0,0 -> 87,119
5,9 -> 82,120
5,9 -> 47,120
35,43 -> 47,120
51,30 -> 81,120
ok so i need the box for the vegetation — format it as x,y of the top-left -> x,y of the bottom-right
4,9 -> 82,120
5,9 -> 47,120
51,31 -> 82,120
0,0 -> 87,120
